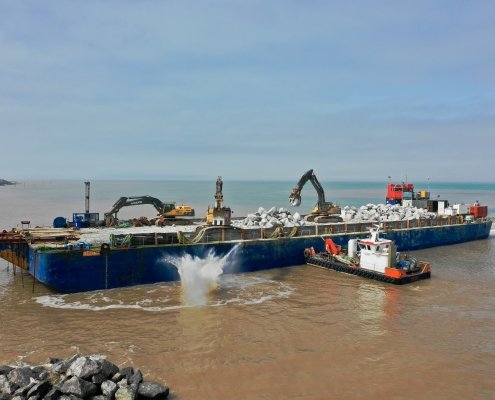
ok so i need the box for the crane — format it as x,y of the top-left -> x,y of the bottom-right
289,169 -> 342,222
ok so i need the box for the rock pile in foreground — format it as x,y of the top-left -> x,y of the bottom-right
0,355 -> 169,400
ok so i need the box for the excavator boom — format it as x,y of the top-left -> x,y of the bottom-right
289,169 -> 341,221
289,169 -> 326,209
104,195 -> 194,226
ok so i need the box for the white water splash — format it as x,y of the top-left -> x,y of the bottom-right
166,246 -> 240,306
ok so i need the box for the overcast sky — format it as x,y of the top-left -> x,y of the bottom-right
1,1 -> 494,182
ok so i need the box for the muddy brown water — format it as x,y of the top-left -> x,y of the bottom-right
1,236 -> 494,400
1,180 -> 494,399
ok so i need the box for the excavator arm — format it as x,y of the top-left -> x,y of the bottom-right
289,169 -> 326,210
104,196 -> 194,226
104,196 -> 172,218
289,170 -> 341,221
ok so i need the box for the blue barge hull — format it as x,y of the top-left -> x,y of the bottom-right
1,220 -> 492,292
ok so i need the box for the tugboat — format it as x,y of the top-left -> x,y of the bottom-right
303,225 -> 431,284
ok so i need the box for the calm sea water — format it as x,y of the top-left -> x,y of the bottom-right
1,180 -> 494,399
1,179 -> 494,228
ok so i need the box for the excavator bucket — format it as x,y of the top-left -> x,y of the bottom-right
289,188 -> 302,206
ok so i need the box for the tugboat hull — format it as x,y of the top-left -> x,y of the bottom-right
306,254 -> 431,285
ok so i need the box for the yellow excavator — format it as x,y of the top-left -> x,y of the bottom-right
289,169 -> 342,223
104,196 -> 194,226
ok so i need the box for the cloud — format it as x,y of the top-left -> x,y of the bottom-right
0,1 -> 494,181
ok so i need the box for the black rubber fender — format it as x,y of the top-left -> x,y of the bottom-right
100,243 -> 111,255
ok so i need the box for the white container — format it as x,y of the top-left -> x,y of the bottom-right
348,239 -> 358,258
453,203 -> 470,215
437,200 -> 449,215
444,207 -> 457,216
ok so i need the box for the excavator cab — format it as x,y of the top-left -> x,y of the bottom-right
164,205 -> 195,218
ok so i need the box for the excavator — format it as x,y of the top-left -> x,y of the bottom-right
289,169 -> 342,223
104,196 -> 194,227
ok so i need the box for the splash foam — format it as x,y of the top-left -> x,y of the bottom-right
166,246 -> 239,306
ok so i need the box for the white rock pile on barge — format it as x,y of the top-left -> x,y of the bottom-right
0,354 -> 170,400
230,204 -> 438,228
341,204 -> 437,222
231,207 -> 307,229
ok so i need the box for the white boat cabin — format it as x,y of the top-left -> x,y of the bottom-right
355,227 -> 397,273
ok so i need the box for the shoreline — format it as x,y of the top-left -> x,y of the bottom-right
0,179 -> 15,186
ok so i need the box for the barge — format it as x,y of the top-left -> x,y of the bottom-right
0,215 -> 491,292
0,177 -> 492,293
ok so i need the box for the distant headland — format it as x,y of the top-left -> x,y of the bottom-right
0,179 -> 15,186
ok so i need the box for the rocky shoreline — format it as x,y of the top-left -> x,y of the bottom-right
0,179 -> 15,186
0,355 -> 170,400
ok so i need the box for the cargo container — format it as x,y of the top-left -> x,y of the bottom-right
453,203 -> 470,215
470,205 -> 488,218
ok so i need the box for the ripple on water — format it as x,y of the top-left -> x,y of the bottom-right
33,274 -> 294,312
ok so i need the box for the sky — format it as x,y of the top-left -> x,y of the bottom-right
0,1 -> 494,182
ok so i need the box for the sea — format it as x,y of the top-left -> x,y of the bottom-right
1,180 -> 494,400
